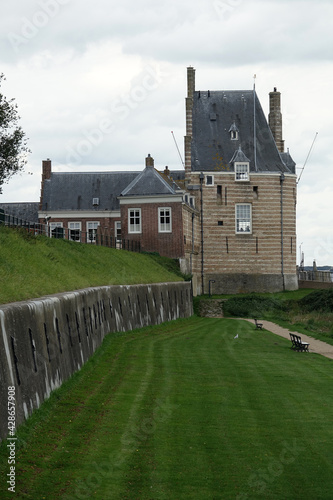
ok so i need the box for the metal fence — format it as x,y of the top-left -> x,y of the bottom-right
0,209 -> 141,253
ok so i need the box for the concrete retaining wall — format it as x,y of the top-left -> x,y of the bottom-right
0,282 -> 193,442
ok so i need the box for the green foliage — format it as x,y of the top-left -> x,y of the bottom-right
0,74 -> 30,192
222,293 -> 286,318
0,225 -> 182,304
299,288 -> 333,312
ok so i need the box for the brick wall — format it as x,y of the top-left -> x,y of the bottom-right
120,202 -> 185,258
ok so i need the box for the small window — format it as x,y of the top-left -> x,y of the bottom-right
190,196 -> 195,208
87,221 -> 99,243
159,207 -> 172,233
235,163 -> 249,181
230,130 -> 238,140
236,204 -> 252,233
68,222 -> 81,241
205,175 -> 214,186
217,185 -> 222,204
128,208 -> 141,234
93,197 -> 99,206
115,221 -> 121,241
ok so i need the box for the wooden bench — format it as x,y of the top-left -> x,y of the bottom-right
289,333 -> 309,352
254,319 -> 263,330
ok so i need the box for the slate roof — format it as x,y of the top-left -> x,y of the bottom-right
0,202 -> 39,223
191,90 -> 295,174
120,166 -> 183,197
41,172 -> 139,211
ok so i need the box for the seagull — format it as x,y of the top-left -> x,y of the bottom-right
234,334 -> 239,339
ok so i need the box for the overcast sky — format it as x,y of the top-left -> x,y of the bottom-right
1,0 -> 332,266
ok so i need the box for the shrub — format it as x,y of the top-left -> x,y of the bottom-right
299,289 -> 333,313
223,294 -> 286,318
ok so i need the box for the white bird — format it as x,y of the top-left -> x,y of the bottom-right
234,334 -> 239,339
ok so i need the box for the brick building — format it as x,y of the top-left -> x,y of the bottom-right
38,155 -> 199,262
184,67 -> 298,294
3,66 -> 298,295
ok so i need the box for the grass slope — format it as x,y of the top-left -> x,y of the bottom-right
1,317 -> 333,499
0,226 -> 183,304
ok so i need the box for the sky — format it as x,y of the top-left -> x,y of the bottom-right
0,0 -> 332,266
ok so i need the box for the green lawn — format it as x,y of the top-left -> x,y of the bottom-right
0,226 -> 183,304
1,317 -> 333,499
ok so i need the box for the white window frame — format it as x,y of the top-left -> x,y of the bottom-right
158,207 -> 172,233
205,175 -> 214,186
115,221 -> 121,241
230,130 -> 239,140
128,208 -> 141,234
49,222 -> 63,238
68,221 -> 82,241
235,163 -> 250,181
87,221 -> 99,243
235,204 -> 252,234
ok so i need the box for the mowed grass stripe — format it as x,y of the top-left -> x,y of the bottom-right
1,318 -> 333,499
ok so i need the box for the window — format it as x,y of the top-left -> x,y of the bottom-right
69,222 -> 81,241
217,185 -> 222,205
205,175 -> 214,186
159,207 -> 172,233
230,130 -> 238,140
235,163 -> 249,181
92,198 -> 99,206
49,222 -> 63,238
115,221 -> 121,241
128,208 -> 141,233
236,204 -> 252,233
87,222 -> 99,242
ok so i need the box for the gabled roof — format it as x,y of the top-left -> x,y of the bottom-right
229,146 -> 251,164
120,166 -> 180,197
191,90 -> 294,173
41,172 -> 139,211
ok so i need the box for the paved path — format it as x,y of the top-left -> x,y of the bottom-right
244,319 -> 333,360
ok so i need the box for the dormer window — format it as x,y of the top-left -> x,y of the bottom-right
235,163 -> 249,181
93,197 -> 99,206
229,122 -> 239,141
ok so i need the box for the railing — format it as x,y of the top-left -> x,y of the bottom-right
0,209 -> 141,253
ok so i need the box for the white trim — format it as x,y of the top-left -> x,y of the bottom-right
128,208 -> 141,234
235,203 -> 252,234
158,207 -> 172,233
205,175 -> 214,186
38,210 -> 120,219
235,163 -> 250,181
119,194 -> 183,205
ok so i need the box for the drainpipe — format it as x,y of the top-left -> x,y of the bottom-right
280,173 -> 285,291
199,172 -> 204,294
190,212 -> 194,274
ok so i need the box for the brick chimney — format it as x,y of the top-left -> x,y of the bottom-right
184,66 -> 195,177
145,154 -> 154,168
39,159 -> 52,210
269,88 -> 284,153
42,158 -> 52,180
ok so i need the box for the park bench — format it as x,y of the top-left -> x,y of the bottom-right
254,319 -> 263,330
289,333 -> 309,352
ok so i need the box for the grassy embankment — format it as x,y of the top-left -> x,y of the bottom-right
0,317 -> 333,499
196,288 -> 333,345
0,226 -> 184,304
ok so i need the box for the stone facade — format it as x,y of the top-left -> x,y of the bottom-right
184,67 -> 298,295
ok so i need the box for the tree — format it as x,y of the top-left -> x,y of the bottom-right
0,73 -> 30,193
